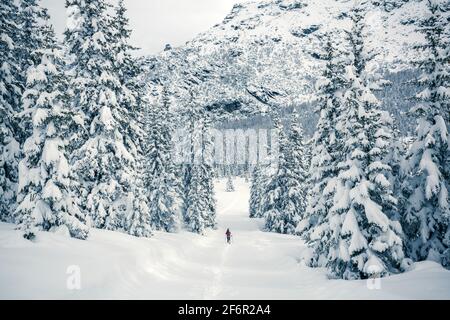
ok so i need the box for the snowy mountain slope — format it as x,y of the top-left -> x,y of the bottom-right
1,179 -> 449,299
145,0 -> 432,133
191,0 -> 423,68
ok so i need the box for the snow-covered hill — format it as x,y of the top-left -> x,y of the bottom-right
1,179 -> 449,299
145,0 -> 430,133
191,0 -> 424,69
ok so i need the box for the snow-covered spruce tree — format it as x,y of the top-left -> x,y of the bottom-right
144,89 -> 179,233
0,0 -> 22,222
110,0 -> 153,237
198,115 -> 217,230
183,166 -> 205,233
64,0 -> 145,233
112,0 -> 146,150
249,165 -> 265,218
123,187 -> 151,237
262,114 -> 304,235
16,0 -> 55,145
314,7 -> 405,280
401,0 -> 450,267
298,34 -> 347,259
123,94 -> 152,238
384,116 -> 408,221
286,108 -> 309,222
14,26 -> 89,240
17,0 -> 50,81
249,128 -> 274,219
17,0 -> 48,60
122,102 -> 152,237
181,110 -> 217,234
225,174 -> 235,192
112,0 -> 137,82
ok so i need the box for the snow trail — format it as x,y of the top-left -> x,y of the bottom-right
202,244 -> 229,299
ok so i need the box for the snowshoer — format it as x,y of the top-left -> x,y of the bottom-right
225,228 -> 232,244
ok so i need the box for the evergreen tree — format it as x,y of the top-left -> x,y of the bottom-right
14,25 -> 88,240
262,114 -> 304,235
0,0 -> 23,222
16,0 -> 54,145
181,109 -> 217,234
112,0 -> 153,237
287,108 -> 309,223
327,7 -> 404,279
199,116 -> 217,230
384,116 -> 408,221
401,0 -> 450,267
145,89 -> 179,233
124,115 -> 152,238
18,0 -> 49,66
123,189 -> 151,237
249,165 -> 265,218
184,165 -> 206,233
112,0 -> 146,151
226,174 -> 235,192
249,128 -> 274,219
299,34 -> 347,258
304,6 -> 405,279
64,0 -> 145,234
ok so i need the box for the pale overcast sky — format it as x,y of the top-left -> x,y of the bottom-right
41,0 -> 250,55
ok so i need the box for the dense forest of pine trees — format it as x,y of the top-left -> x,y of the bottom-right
249,1 -> 449,279
0,0 -> 215,240
0,0 -> 449,281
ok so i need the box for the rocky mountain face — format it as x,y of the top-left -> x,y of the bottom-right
144,0 -> 431,135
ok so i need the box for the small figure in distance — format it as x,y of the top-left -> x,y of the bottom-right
225,228 -> 232,244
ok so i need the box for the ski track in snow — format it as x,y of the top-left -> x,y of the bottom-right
1,178 -> 450,299
202,244 -> 228,299
201,186 -> 242,299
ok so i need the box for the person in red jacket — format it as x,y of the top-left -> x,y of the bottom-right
225,228 -> 232,244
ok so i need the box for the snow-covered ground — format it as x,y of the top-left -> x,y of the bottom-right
0,178 -> 449,299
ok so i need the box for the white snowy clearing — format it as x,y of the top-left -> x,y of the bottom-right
0,178 -> 449,299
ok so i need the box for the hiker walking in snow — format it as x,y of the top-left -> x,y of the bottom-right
225,228 -> 232,244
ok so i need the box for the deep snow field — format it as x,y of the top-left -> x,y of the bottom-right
0,178 -> 449,299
